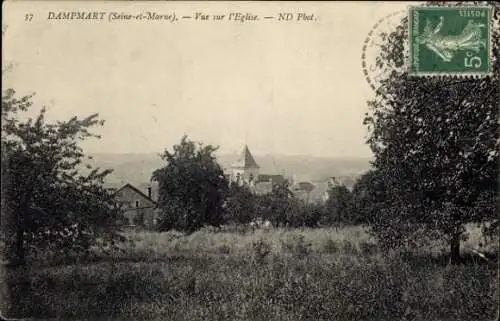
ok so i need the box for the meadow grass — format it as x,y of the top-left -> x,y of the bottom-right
2,225 -> 498,321
124,225 -> 375,258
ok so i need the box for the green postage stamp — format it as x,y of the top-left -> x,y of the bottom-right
409,6 -> 492,76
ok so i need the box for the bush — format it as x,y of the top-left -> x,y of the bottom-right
281,235 -> 311,259
252,239 -> 271,264
323,239 -> 339,254
341,240 -> 358,255
359,242 -> 378,256
218,244 -> 231,254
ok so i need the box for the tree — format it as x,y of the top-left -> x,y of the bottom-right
152,136 -> 228,233
288,200 -> 324,228
225,183 -> 257,225
351,170 -> 387,225
364,2 -> 499,262
1,89 -> 120,266
266,180 -> 294,227
323,184 -> 354,226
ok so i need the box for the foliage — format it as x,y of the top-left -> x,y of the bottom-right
224,183 -> 256,225
363,2 -> 499,262
290,201 -> 324,228
247,180 -> 327,228
280,234 -> 312,259
1,89 -> 121,265
152,135 -> 229,233
266,180 -> 295,227
351,170 -> 387,225
132,209 -> 145,227
251,239 -> 271,264
223,179 -> 361,229
323,184 -> 354,226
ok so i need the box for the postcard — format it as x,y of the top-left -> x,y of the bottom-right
2,1 -> 498,321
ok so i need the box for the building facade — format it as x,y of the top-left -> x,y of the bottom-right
113,183 -> 157,229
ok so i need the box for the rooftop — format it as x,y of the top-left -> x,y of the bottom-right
231,145 -> 260,169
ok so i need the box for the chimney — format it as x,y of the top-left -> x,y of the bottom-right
147,187 -> 152,199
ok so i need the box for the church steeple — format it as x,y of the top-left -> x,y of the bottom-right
231,145 -> 260,185
232,144 -> 260,169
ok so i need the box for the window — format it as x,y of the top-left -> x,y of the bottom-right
135,201 -> 139,207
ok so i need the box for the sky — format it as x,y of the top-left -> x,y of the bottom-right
2,1 -> 416,158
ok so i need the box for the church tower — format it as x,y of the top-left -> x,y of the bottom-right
231,145 -> 260,186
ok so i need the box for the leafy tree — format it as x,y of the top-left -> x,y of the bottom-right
288,200 -> 324,228
323,184 -> 354,226
225,184 -> 257,225
252,193 -> 272,223
249,181 -> 324,228
351,170 -> 387,225
364,2 -> 499,262
1,89 -> 120,266
152,136 -> 228,233
266,180 -> 294,227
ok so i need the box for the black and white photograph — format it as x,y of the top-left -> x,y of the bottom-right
1,1 -> 498,320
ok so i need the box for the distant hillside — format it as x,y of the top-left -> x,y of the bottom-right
87,152 -> 373,189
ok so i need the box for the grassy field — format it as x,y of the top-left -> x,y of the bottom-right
2,225 -> 498,321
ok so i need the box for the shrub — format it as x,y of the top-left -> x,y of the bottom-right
218,244 -> 231,254
342,240 -> 358,255
252,239 -> 271,264
281,235 -> 311,259
359,242 -> 378,256
323,239 -> 339,254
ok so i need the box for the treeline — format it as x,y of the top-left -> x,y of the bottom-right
223,178 -> 365,229
151,136 -> 372,233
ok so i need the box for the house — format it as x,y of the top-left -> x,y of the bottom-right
112,183 -> 157,229
305,176 -> 355,203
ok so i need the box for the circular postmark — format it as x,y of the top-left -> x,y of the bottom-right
361,8 -> 408,93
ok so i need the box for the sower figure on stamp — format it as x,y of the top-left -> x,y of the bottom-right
417,16 -> 487,62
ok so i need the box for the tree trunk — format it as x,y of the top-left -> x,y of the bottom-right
12,208 -> 26,267
449,232 -> 461,265
14,223 -> 25,266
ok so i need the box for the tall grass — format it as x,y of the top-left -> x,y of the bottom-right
2,225 -> 497,321
124,225 -> 375,259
